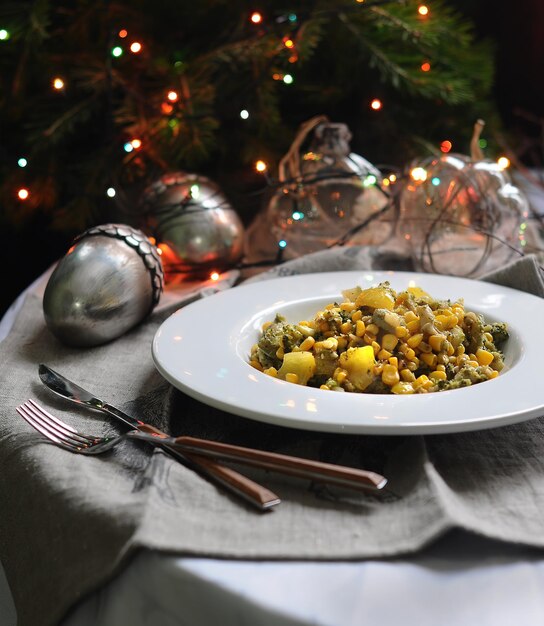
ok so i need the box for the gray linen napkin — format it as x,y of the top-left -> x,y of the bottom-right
1,247 -> 543,626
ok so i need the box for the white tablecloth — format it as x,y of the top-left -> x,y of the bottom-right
2,271 -> 544,626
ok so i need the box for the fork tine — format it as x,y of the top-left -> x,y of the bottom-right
24,401 -> 91,446
17,401 -> 97,450
16,404 -> 68,446
27,399 -> 79,434
25,399 -> 96,443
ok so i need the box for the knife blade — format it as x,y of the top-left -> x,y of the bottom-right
38,364 -> 280,510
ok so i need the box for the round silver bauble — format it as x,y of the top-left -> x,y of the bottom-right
143,172 -> 244,271
43,224 -> 164,347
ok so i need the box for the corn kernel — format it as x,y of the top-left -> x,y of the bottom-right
475,348 -> 494,366
430,370 -> 447,381
388,356 -> 399,369
366,323 -> 379,335
373,363 -> 384,375
467,360 -> 479,368
382,333 -> 399,351
382,364 -> 400,386
299,336 -> 315,351
276,346 -> 284,359
355,320 -> 366,337
407,333 -> 423,349
434,314 -> 449,328
351,310 -> 363,322
406,319 -> 420,333
334,369 -> 348,385
372,340 -> 381,355
378,349 -> 392,360
340,321 -> 353,334
400,368 -> 416,382
413,374 -> 430,389
436,364 -> 446,372
488,370 -> 499,379
429,334 -> 446,352
297,324 -> 315,337
321,337 -> 338,351
404,347 -> 417,361
336,336 -> 348,350
405,311 -> 419,323
363,333 -> 375,345
418,341 -> 432,353
285,373 -> 299,384
391,381 -> 415,394
395,326 -> 409,338
263,367 -> 278,377
420,352 -> 437,368
249,359 -> 263,371
340,302 -> 356,312
484,332 -> 493,343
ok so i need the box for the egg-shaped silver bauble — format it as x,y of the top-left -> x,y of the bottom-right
43,224 -> 164,347
142,172 -> 244,272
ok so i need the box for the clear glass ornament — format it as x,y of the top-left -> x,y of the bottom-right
265,117 -> 392,259
399,153 -> 530,277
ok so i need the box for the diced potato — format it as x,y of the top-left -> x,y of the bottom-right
407,286 -> 431,300
277,351 -> 316,385
341,286 -> 362,303
354,287 -> 395,311
338,346 -> 375,391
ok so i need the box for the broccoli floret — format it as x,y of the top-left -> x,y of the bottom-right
487,322 -> 509,348
254,315 -> 303,369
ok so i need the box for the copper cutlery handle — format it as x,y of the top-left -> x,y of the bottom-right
171,435 -> 387,492
180,451 -> 280,508
136,424 -> 280,510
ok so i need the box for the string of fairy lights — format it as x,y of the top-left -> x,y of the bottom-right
2,1 -> 440,205
1,2 -> 541,281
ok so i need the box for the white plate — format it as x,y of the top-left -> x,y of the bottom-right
152,271 -> 544,435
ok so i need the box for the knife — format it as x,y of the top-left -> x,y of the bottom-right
129,428 -> 388,493
38,364 -> 280,510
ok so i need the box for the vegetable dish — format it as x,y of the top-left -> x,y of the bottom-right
249,282 -> 508,394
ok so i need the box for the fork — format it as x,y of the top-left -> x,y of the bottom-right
17,400 -> 388,493
18,399 -> 281,509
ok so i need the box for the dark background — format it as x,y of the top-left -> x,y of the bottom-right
1,1 -> 543,318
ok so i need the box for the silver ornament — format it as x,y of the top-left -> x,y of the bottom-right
43,224 -> 164,347
143,172 -> 244,271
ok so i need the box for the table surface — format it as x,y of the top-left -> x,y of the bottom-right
2,264 -> 544,626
